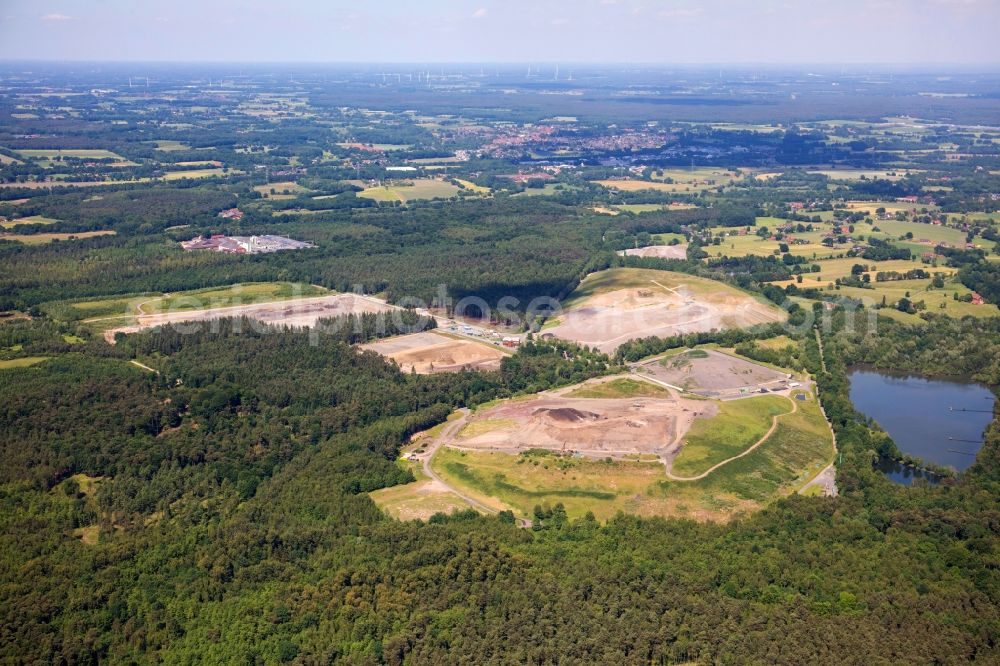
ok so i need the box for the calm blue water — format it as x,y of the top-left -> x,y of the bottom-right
848,369 -> 996,484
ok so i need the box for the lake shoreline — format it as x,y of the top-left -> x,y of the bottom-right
848,367 -> 996,485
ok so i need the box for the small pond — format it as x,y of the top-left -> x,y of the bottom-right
848,368 -> 996,484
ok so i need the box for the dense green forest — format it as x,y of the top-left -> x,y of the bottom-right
2,310 -> 999,663
0,199 -> 604,311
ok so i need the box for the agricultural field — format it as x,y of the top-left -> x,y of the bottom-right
706,226 -> 839,260
615,203 -> 697,213
544,268 -> 785,353
649,167 -> 743,182
150,140 -> 191,151
705,123 -> 783,133
0,215 -> 57,228
768,257 -> 957,287
593,179 -> 711,195
808,169 -> 919,181
708,216 -> 973,264
358,178 -> 461,202
336,142 -> 411,152
754,335 -> 799,351
594,168 -> 743,194
863,219 -> 967,247
360,330 -> 508,374
0,230 -> 116,244
161,168 -> 228,181
844,200 -> 938,217
174,160 -> 223,167
512,183 -> 580,197
0,356 -> 49,370
454,178 -> 490,194
15,149 -> 132,166
253,181 -> 311,199
407,156 -> 467,164
0,179 -> 146,189
651,232 -> 688,244
592,179 -> 680,193
635,349 -> 795,397
835,279 -> 1000,322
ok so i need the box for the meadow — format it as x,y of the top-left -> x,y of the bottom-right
174,160 -> 223,167
617,203 -> 697,214
650,231 -> 688,244
845,200 -> 939,216
0,356 -> 49,370
564,377 -> 671,399
454,178 -> 490,194
336,142 -> 411,152
561,267 -> 742,308
593,179 -> 714,194
512,183 -> 581,197
150,140 -> 191,151
432,446 -> 670,521
671,394 -> 791,477
253,181 -> 312,199
864,219 -> 967,247
0,230 -> 116,244
836,279 -> 999,321
808,169 -> 919,181
1,215 -> 58,228
16,149 -> 130,165
368,459 -> 473,521
678,391 -> 834,509
706,229 -> 836,260
0,179 -> 147,189
358,179 -> 461,202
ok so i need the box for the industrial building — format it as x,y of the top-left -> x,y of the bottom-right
180,234 -> 314,254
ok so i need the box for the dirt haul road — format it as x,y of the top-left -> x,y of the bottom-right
419,409 -> 531,525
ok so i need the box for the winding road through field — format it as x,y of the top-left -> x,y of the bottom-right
420,408 -> 534,526
664,394 -> 798,482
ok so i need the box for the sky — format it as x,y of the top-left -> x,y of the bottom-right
0,0 -> 998,64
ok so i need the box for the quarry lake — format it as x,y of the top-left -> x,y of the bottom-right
848,369 -> 996,484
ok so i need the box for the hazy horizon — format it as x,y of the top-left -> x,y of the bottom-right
1,0 -> 998,65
